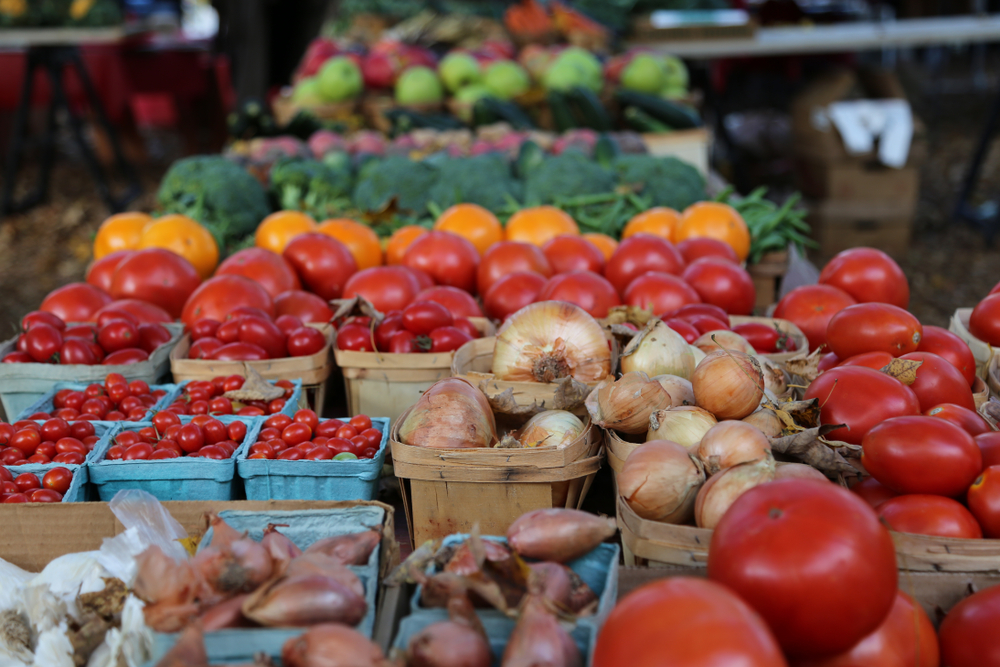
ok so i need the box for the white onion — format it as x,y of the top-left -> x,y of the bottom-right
694,453 -> 775,529
689,345 -> 706,367
652,375 -> 695,407
775,462 -> 828,482
585,373 -> 673,434
518,410 -> 585,449
492,301 -> 610,383
742,408 -> 783,438
691,350 -> 764,420
646,407 -> 717,450
618,440 -> 705,523
621,319 -> 695,379
693,330 -> 755,355
696,420 -> 772,476
756,356 -> 788,396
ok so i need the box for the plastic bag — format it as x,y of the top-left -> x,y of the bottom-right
97,491 -> 189,585
0,560 -> 32,614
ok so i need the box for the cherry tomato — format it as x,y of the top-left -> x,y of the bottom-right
623,272 -> 701,316
731,322 -> 786,354
350,414 -> 372,432
429,326 -> 473,353
151,449 -> 181,459
2,493 -> 29,503
9,430 -> 40,456
483,272 -> 548,321
152,411 -> 181,434
277,448 -> 304,460
13,473 -> 40,493
70,421 -> 95,439
850,477 -> 898,509
918,324 -> 977,387
201,419 -> 227,444
336,323 -> 374,352
189,318 -> 221,341
315,420 -> 344,438
24,324 -> 63,363
773,284 -> 856,352
662,319 -> 699,344
685,315 -> 731,336
336,425 -> 358,440
818,247 -> 910,309
604,234 -> 685,295
102,348 -> 150,365
197,445 -> 228,460
274,314 -> 305,337
327,438 -> 353,455
59,339 -> 98,365
402,301 -> 453,336
55,438 -> 86,456
30,488 -> 63,503
927,403 -> 993,436
176,424 -> 205,454
40,419 -> 70,443
156,439 -> 183,455
237,406 -> 265,417
287,327 -> 327,357
0,467 -> 11,483
41,468 -> 72,494
538,271 -> 622,319
939,582 -> 1000,667
281,423 -> 312,446
451,318 -> 480,342
208,397 -> 233,415
97,319 -> 140,353
96,309 -> 139,328
2,351 -> 33,363
413,286 -> 483,320
878,494 -> 982,538
900,351 -> 976,411
137,323 -> 172,354
293,409 -> 319,432
222,375 -> 246,392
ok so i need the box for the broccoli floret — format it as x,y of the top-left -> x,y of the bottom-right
352,156 -> 439,215
523,153 -> 616,206
612,155 -> 706,210
426,155 -> 523,213
269,157 -> 352,220
157,155 -> 271,249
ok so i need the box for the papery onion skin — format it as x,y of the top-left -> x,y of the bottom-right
305,530 -> 381,566
694,454 -> 776,529
519,410 -> 585,449
775,463 -> 828,482
621,319 -> 695,380
399,378 -> 498,449
692,350 -> 764,420
693,330 -> 755,355
192,537 -> 274,596
585,373 -> 672,435
502,595 -> 583,667
242,574 -> 367,627
742,409 -> 783,438
507,508 -> 617,563
281,624 -> 389,667
653,374 -> 695,406
757,357 -> 788,396
696,421 -> 772,476
619,440 -> 706,523
647,406 -> 717,450
492,301 -> 611,383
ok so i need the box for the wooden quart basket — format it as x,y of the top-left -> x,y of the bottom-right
390,410 -> 604,546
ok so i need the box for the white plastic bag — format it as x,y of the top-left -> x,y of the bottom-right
97,491 -> 189,585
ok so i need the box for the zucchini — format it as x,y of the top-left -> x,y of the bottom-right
615,89 -> 700,129
386,109 -> 465,133
479,97 -> 536,130
568,86 -> 612,132
623,106 -> 672,133
547,91 -> 577,133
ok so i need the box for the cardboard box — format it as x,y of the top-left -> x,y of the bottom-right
808,199 -> 913,257
796,158 -> 919,207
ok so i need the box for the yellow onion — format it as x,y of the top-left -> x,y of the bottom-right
518,410 -> 585,448
399,378 -> 498,449
691,350 -> 764,420
696,420 -> 772,476
694,453 -> 776,529
646,406 -> 717,450
689,345 -> 706,367
775,462 -> 829,482
585,373 -> 673,434
652,375 -> 695,406
693,330 -> 755,355
618,440 -> 705,523
492,301 -> 610,383
742,408 -> 783,437
621,318 -> 695,379
757,356 -> 788,396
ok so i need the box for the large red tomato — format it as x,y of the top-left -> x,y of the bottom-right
95,299 -> 172,324
926,403 -> 993,437
708,479 -> 898,660
939,584 -> 1000,667
826,303 -> 922,359
850,477 -> 898,509
793,592 -> 938,667
681,257 -> 755,315
969,293 -> 1000,347
899,351 -> 976,411
180,275 -> 275,327
877,494 -> 983,538
273,290 -> 333,323
282,233 -> 357,300
861,416 -> 982,497
402,231 -> 479,294
342,266 -> 421,313
604,234 -> 685,295
918,325 -> 976,387
676,237 -> 739,265
41,283 -> 113,323
538,271 -> 622,318
773,285 -> 856,351
476,241 -> 552,295
483,272 -> 547,321
215,248 -> 301,298
593,578 -> 787,667
818,247 -> 910,308
623,272 -> 701,315
803,366 -> 920,445
110,248 -> 202,319
414,286 -> 483,319
976,432 -> 1000,468
838,351 -> 894,370
86,250 -> 132,293
967,465 -> 1000,538
542,235 -> 605,275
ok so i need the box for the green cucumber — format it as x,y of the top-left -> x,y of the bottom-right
623,106 -> 671,133
568,86 -> 612,131
615,89 -> 701,129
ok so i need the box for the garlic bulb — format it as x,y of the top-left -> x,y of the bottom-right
696,421 -> 772,476
518,411 -> 585,449
693,330 -> 755,355
621,318 -> 695,379
652,375 -> 695,407
619,441 -> 705,523
585,373 -> 673,434
695,453 -> 776,529
647,407 -> 717,450
742,408 -> 783,437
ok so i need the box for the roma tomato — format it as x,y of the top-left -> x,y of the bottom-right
675,237 -> 739,265
818,247 -> 909,309
542,235 -> 605,275
850,477 -> 898,509
476,241 -> 552,295
280,233 -> 356,301
274,314 -> 304,336
388,330 -> 418,353
138,323 -> 172,353
402,302 -> 453,336
374,313 -> 404,351
685,315 -> 730,335
402,231 -> 480,294
822,353 -> 842,373
86,250 -> 132,293
207,342 -> 269,361
826,303 -> 921,359
21,311 -> 65,332
40,282 -> 113,323
95,299 -> 172,324
215,247 -> 301,298
414,286 -> 483,319
604,234 -> 685,295
976,432 -> 1000,468
707,479 -> 898,660
681,257 -> 755,315
59,339 -> 97,365
927,403 -> 993,436
773,285 -> 856,352
483,272 -> 547,321
102,348 -> 149,365
968,465 -> 1000,538
538,271 -> 622,319
900,351 -> 976,411
342,266 -> 421,314
918,324 -> 977,387
939,583 -> 1000,667
452,318 -> 479,340
238,316 -> 287,358
969,292 -> 1000,347
336,323 -> 373,352
25,324 -> 63,363
665,303 -> 729,322
623,272 -> 700,316
189,318 -> 220,341
274,290 -> 334,323
189,338 -> 223,359
731,322 -> 791,354
98,320 -> 139,353
110,248 -> 202,319
664,318 -> 699,343
804,366 -> 920,445
287,327 -> 327,357
838,351 -> 893,370
861,416 -> 982,497
877,494 -> 982,538
181,275 -> 275,328
429,326 -> 473,353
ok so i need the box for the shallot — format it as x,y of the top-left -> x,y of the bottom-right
501,595 -> 582,667
530,562 -> 597,614
197,594 -> 250,631
696,421 -> 772,476
408,621 -> 492,667
694,453 -> 776,529
620,319 -> 695,379
281,624 -> 390,667
517,410 -> 585,448
284,553 -> 366,598
618,441 -> 705,523
133,546 -> 200,633
691,349 -> 764,420
305,530 -> 381,566
155,624 -> 207,667
242,574 -> 367,627
507,509 -> 616,563
585,373 -> 673,435
262,524 -> 302,572
399,378 -> 498,449
192,535 -> 273,597
646,406 -> 717,450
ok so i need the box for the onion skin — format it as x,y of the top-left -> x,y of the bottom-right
692,350 -> 764,420
281,624 -> 389,667
647,406 -> 717,450
693,330 -> 755,355
518,410 -> 585,448
197,594 -> 251,631
621,319 -> 696,379
262,524 -> 302,573
206,511 -> 243,549
757,357 -> 788,396
155,624 -> 208,667
242,574 -> 367,627
742,409 -> 782,437
492,301 -> 611,383
619,440 -> 706,523
408,620 -> 492,667
399,378 -> 498,449
305,530 -> 382,566
652,375 -> 695,406
585,373 -> 673,434
696,421 -> 772,476
507,508 -> 616,563
502,596 -> 583,667
695,454 -> 776,529
775,463 -> 828,482
444,539 -> 511,577
530,561 -> 597,614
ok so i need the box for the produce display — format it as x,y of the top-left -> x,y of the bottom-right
337,300 -> 481,353
0,466 -> 74,503
25,376 -> 167,423
0,419 -> 97,465
186,310 -> 327,362
246,411 -> 383,461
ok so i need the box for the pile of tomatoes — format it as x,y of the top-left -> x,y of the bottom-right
2,310 -> 172,366
187,306 -> 327,361
657,303 -> 798,354
0,419 -> 98,466
164,376 -> 297,418
0,466 -> 74,503
337,301 -> 481,354
968,278 -> 1000,346
105,413 -> 249,461
25,375 -> 167,423
246,411 -> 381,461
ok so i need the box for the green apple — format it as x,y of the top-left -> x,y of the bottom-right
396,66 -> 444,105
554,47 -> 603,92
483,60 -> 530,100
291,77 -> 324,106
621,54 -> 666,94
317,56 -> 363,102
543,59 -> 589,92
660,55 -> 689,91
452,84 -> 493,121
439,52 -> 481,93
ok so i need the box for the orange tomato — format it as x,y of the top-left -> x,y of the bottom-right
93,212 -> 150,259
433,203 -> 503,256
386,225 -> 429,265
137,214 -> 219,279
317,218 -> 382,270
505,206 -> 579,246
676,202 -> 751,262
583,233 -> 618,261
255,210 -> 316,254
622,207 -> 681,241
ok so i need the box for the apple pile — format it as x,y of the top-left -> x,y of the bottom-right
247,411 -> 382,461
0,419 -> 98,466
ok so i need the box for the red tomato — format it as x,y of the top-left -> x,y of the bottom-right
103,348 -> 149,365
95,300 -> 171,326
402,302 -> 453,335
862,416 -> 982,496
30,488 -> 63,503
675,237 -> 740,265
838,351 -> 893,370
623,272 -> 700,315
40,282 -> 113,323
350,414 -> 372,431
927,403 -> 993,436
877,494 -> 982,538
850,477 -> 898,509
110,248 -> 202,319
401,266 -> 434,291
414,286 -> 483,319
336,324 -> 373,352
40,419 -> 70,442
281,422 -> 312,446
282,233 -> 357,300
274,290 -> 334,323
201,419 -> 227,444
238,316 -> 287,359
337,425 -> 358,440
315,420 -> 344,438
918,325 -> 977,387
451,317 -> 480,340
818,247 -> 910,309
151,449 -> 181,459
429,326 -> 473,353
939,582 -> 1000,667
977,432 -> 1000,468
9,430 -> 40,456
189,319 -> 220,341
98,320 -> 139,353
773,285 -> 856,352
2,494 -> 29,503
24,324 -> 64,363
402,231 -> 480,294
2,352 -> 33,364
685,315 -> 730,336
477,241 -> 552,295
274,314 -> 304,336
190,338 -> 223,359
123,443 -> 152,460
59,339 -> 97,365
731,322 -> 790,354
542,235 -> 605,275
969,292 -> 1000,347
288,327 -> 327,357
538,271 -> 622,318
664,319 -> 699,344
42,468 -> 73,495
21,311 -> 65,332
374,313 -> 404,351
215,247 -> 301,298
207,342 -> 269,361
227,421 -> 248,443
176,424 -> 205,454
342,266 -> 421,313
86,250 -> 133,293
665,303 -> 730,323
604,234 -> 685,295
197,445 -> 228,460
70,422 -> 95,439
483,272 -> 547,321
216,318 -> 242,344
181,275 -> 275,328
62,324 -> 97,341
0,467 -> 11,483
56,438 -> 86,455
826,303 -> 922,359
265,414 -> 293,430
13,473 -> 40,493
804,366 -> 920,445
968,465 -> 1000,538
137,323 -> 172,354
681,258 -> 755,315
388,330 -> 419,353
707,479 -> 898,659
293,409 -> 319,432
899,351 -> 976,411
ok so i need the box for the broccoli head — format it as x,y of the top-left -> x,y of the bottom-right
157,155 -> 271,249
612,155 -> 706,210
269,157 -> 352,220
426,154 -> 523,213
523,153 -> 616,206
352,157 -> 439,215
